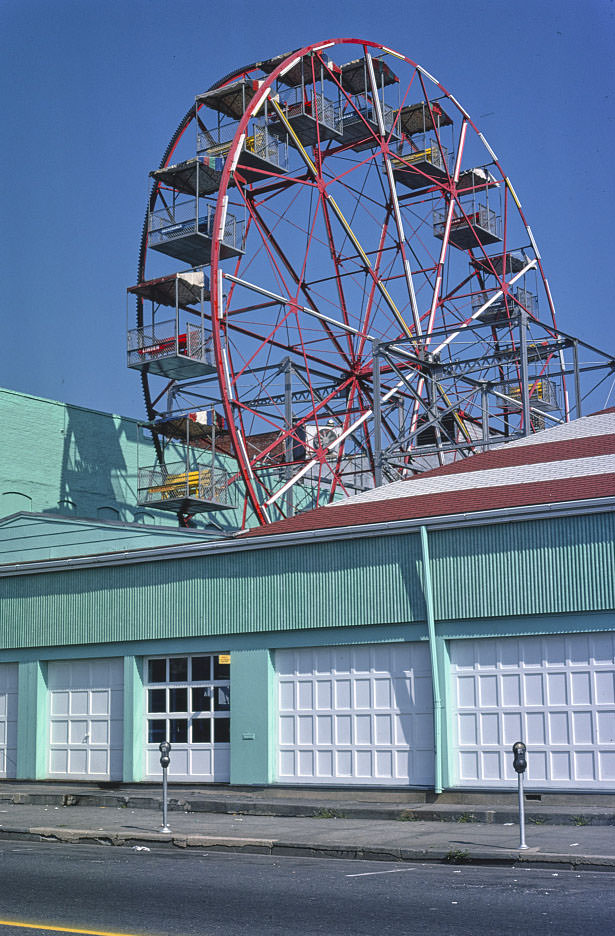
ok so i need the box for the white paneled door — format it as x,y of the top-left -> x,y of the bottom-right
451,633 -> 615,789
48,659 -> 123,780
276,643 -> 434,786
0,663 -> 18,779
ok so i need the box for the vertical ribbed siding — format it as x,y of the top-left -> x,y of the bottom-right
430,513 -> 615,621
1,512 -> 613,651
0,534 -> 424,649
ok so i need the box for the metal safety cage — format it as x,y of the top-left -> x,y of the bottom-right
127,271 -> 214,380
267,88 -> 342,147
137,460 -> 233,513
391,138 -> 451,190
148,198 -> 245,266
197,120 -> 289,183
127,319 -> 215,380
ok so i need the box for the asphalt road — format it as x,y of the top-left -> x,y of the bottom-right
0,841 -> 612,936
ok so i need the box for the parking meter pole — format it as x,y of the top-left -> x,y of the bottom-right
517,771 -> 528,849
158,741 -> 172,834
512,741 -> 529,851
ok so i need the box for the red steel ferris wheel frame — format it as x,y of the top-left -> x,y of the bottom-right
140,38 -> 565,526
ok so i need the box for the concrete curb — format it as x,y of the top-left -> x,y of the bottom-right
1,791 -> 614,826
0,824 -> 613,872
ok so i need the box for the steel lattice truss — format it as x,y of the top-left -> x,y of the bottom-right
129,39 -> 615,526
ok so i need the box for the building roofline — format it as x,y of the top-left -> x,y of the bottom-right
0,496 -> 613,578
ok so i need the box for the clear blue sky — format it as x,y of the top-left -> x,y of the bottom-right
1,0 -> 613,417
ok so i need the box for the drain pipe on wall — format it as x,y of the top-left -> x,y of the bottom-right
420,525 -> 443,794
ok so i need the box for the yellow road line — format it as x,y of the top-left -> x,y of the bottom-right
0,920 -> 153,936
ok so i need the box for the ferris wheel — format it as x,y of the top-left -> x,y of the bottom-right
129,38 -> 578,528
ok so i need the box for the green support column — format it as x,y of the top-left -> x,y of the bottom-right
16,660 -> 47,779
123,656 -> 145,782
230,648 -> 275,785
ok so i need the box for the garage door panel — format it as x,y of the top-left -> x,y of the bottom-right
452,634 -> 615,789
90,690 -> 110,716
549,711 -> 570,744
279,680 -> 295,710
276,643 -> 435,786
51,692 -> 69,716
47,658 -> 123,781
597,712 -> 615,743
599,752 -> 615,779
316,714 -> 332,745
0,664 -> 18,780
595,672 -> 615,704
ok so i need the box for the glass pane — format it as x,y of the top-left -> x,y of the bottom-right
192,686 -> 211,712
148,719 -> 166,743
170,719 -> 188,743
192,718 -> 211,743
148,689 -> 166,714
148,659 -> 166,683
215,686 -> 230,711
214,718 -> 230,743
191,657 -> 211,682
213,655 -> 230,681
169,687 -> 187,712
169,658 -> 188,682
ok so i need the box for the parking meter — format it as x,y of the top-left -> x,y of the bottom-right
512,741 -> 528,849
512,741 -> 527,774
158,740 -> 172,833
159,740 -> 171,768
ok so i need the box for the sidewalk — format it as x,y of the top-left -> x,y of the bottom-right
0,783 -> 614,870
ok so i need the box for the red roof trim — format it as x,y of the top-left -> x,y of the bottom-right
245,474 -> 615,538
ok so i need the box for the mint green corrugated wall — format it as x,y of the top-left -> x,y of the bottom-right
430,513 -> 615,620
0,534 -> 424,648
1,513 -> 614,651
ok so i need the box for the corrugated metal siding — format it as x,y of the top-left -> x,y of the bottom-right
430,513 -> 615,621
0,535 -> 424,649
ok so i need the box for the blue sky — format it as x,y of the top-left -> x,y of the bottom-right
1,0 -> 613,417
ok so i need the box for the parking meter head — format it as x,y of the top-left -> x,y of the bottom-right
159,739 -> 171,768
512,741 -> 527,773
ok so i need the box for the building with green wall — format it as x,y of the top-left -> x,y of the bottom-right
0,402 -> 614,792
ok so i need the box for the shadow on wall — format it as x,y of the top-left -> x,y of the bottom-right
42,405 -> 139,522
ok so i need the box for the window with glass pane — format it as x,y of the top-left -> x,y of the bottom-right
192,719 -> 211,743
192,657 -> 211,681
170,719 -> 188,743
148,720 -> 166,743
148,689 -> 166,713
148,659 -> 166,683
145,654 -> 230,751
213,656 -> 230,680
192,686 -> 212,712
214,719 -> 230,743
169,687 -> 188,712
215,686 -> 230,711
169,658 -> 188,682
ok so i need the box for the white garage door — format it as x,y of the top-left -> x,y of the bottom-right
0,663 -> 18,779
451,633 -> 615,789
48,659 -> 123,780
276,643 -> 434,786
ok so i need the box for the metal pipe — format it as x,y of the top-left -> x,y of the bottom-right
420,525 -> 443,794
518,772 -> 528,849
